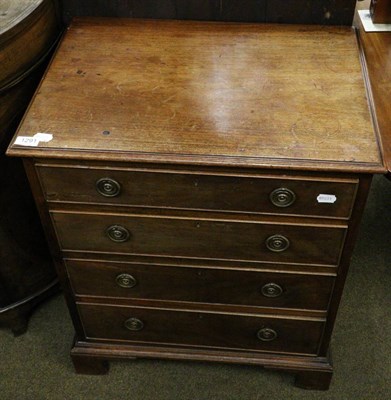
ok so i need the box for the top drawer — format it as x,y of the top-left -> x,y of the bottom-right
36,165 -> 357,219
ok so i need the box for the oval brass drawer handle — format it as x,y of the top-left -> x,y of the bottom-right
124,317 -> 144,331
116,273 -> 137,288
265,234 -> 290,252
261,283 -> 283,298
270,188 -> 296,208
96,177 -> 121,197
257,327 -> 278,342
106,225 -> 130,242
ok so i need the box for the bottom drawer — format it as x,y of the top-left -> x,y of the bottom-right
78,303 -> 324,355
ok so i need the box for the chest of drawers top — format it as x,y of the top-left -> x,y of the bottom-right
4,18 -> 385,388
7,17 -> 383,174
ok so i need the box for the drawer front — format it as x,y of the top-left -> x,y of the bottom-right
78,303 -> 324,355
37,166 -> 357,218
67,260 -> 335,310
53,213 -> 346,265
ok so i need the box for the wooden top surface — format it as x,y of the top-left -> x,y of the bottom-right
356,16 -> 391,175
8,18 -> 384,172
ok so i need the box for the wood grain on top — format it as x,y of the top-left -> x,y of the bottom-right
8,18 -> 384,172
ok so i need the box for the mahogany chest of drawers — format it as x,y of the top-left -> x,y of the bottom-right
7,18 -> 384,390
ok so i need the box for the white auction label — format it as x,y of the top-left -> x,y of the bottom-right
317,194 -> 337,204
14,136 -> 40,147
14,132 -> 53,147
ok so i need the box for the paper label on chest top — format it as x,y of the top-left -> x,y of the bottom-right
14,136 -> 40,147
14,133 -> 53,147
317,194 -> 337,204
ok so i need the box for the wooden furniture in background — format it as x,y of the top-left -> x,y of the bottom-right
7,18 -> 384,389
356,11 -> 391,178
61,0 -> 357,25
0,0 -> 62,335
370,0 -> 391,23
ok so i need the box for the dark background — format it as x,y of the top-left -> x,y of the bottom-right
60,0 -> 357,25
